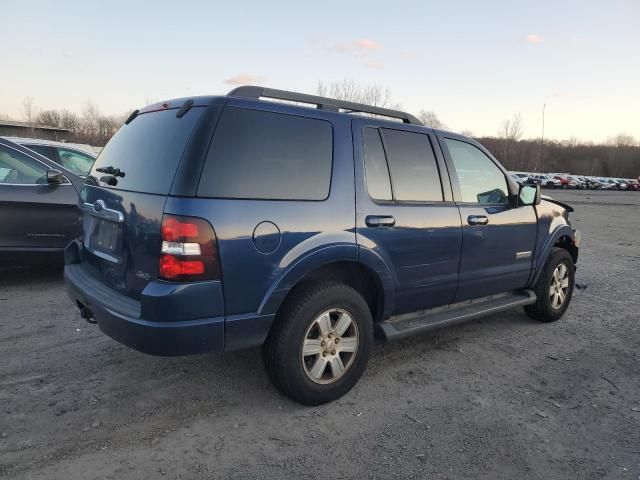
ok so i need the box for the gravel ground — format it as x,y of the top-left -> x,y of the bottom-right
0,190 -> 639,480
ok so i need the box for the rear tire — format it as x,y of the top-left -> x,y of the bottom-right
524,248 -> 575,322
263,282 -> 373,405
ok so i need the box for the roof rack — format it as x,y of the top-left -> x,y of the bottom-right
227,86 -> 422,125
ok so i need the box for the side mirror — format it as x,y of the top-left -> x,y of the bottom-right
46,169 -> 65,185
519,184 -> 541,206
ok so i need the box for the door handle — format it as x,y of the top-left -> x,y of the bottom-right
365,215 -> 396,227
467,215 -> 489,226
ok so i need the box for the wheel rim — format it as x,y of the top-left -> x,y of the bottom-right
301,308 -> 359,385
549,263 -> 570,310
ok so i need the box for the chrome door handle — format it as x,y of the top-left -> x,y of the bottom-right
467,215 -> 489,226
365,215 -> 396,227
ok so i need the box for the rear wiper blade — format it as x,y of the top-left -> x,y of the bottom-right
95,166 -> 125,177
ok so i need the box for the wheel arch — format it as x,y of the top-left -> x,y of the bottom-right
530,225 -> 577,286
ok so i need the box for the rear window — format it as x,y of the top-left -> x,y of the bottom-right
197,107 -> 333,200
89,107 -> 204,194
379,128 -> 443,202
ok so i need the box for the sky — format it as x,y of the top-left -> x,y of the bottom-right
1,0 -> 638,143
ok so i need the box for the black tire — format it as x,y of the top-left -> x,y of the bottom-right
524,247 -> 575,322
263,282 -> 373,406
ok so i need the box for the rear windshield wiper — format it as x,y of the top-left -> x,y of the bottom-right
96,166 -> 125,177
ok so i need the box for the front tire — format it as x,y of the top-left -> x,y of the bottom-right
525,248 -> 575,322
263,282 -> 373,405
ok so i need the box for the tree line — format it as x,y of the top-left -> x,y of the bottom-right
8,85 -> 640,178
17,97 -> 127,147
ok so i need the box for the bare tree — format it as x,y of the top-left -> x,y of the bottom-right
498,113 -> 524,168
316,79 -> 398,108
60,109 -> 80,131
609,133 -> 636,148
38,110 -> 62,127
81,100 -> 101,140
22,97 -> 35,124
417,110 -> 444,128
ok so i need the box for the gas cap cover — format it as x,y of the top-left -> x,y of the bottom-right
252,221 -> 281,254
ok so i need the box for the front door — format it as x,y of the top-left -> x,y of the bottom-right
438,135 -> 537,301
353,119 -> 462,315
0,144 -> 78,250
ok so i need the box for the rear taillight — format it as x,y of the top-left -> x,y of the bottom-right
158,214 -> 221,282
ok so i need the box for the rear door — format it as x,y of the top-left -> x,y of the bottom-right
438,134 -> 537,301
81,104 -> 207,298
353,119 -> 462,314
0,143 -> 77,250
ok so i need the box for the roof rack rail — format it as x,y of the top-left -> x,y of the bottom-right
227,86 -> 423,125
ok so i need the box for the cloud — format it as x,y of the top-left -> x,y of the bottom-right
332,38 -> 383,57
224,73 -> 263,86
523,34 -> 543,44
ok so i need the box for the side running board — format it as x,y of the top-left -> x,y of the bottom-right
377,290 -> 536,342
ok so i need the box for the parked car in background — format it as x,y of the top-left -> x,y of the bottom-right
2,137 -> 97,177
567,175 -> 586,189
64,86 -> 580,405
532,174 -> 560,189
511,172 -> 542,185
615,179 -> 629,190
581,176 -> 602,189
0,137 -> 85,254
626,179 -> 639,191
552,174 -> 576,188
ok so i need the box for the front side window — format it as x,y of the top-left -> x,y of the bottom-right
55,148 -> 95,176
445,138 -> 509,204
379,129 -> 443,202
199,107 -> 333,200
0,145 -> 48,184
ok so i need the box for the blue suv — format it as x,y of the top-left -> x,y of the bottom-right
64,86 -> 580,405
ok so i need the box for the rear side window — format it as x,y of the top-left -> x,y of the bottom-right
198,107 -> 332,200
379,129 -> 443,202
56,148 -> 94,176
89,107 -> 204,195
23,144 -> 56,161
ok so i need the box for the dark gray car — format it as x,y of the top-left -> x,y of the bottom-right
0,137 -> 85,252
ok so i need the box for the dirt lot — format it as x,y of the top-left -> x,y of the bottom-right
1,190 -> 639,479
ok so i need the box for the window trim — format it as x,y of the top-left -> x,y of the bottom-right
0,142 -> 72,186
437,134 -> 515,207
196,105 -> 335,202
362,126 -> 448,205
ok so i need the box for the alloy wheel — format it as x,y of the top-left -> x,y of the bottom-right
549,263 -> 570,309
301,309 -> 359,384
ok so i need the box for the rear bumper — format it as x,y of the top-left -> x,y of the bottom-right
64,258 -> 225,357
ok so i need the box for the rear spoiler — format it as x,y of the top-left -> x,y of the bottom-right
541,195 -> 574,213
